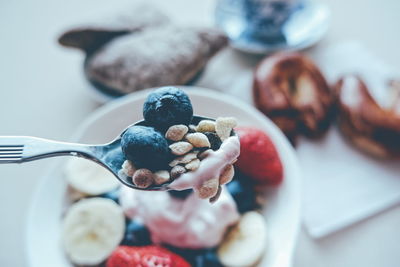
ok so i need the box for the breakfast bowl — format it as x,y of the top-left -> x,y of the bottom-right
26,87 -> 301,267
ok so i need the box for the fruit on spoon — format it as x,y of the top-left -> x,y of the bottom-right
143,86 -> 194,131
121,125 -> 171,171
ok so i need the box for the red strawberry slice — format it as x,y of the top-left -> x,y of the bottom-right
106,245 -> 190,267
235,126 -> 283,185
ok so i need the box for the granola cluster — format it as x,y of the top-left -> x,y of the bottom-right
120,117 -> 237,199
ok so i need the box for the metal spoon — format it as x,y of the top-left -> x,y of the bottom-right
0,115 -> 226,191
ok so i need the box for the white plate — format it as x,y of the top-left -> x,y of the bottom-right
26,87 -> 301,267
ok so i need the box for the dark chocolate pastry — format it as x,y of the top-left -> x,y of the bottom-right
253,52 -> 334,143
335,74 -> 400,158
58,4 -> 170,54
84,26 -> 227,95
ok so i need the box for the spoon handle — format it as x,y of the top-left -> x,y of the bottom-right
0,136 -> 98,163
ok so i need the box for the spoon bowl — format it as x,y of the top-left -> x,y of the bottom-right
100,115 -> 237,190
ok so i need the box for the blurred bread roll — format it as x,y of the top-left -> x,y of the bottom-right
335,74 -> 400,158
253,52 -> 334,143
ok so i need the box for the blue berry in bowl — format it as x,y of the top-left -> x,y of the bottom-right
143,87 -> 193,131
194,249 -> 223,267
121,220 -> 152,246
169,248 -> 222,267
227,172 -> 259,213
168,189 -> 194,200
121,125 -> 170,171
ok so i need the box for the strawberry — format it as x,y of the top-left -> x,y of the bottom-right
106,245 -> 190,267
235,126 -> 283,185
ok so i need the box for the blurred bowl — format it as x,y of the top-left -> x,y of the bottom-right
215,0 -> 330,54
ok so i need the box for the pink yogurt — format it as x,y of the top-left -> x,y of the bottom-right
119,135 -> 241,248
119,186 -> 239,248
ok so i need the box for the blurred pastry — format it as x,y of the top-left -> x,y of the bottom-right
253,52 -> 334,143
84,26 -> 227,95
58,5 -> 227,97
335,74 -> 400,158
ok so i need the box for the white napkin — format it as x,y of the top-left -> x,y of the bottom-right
298,41 -> 400,238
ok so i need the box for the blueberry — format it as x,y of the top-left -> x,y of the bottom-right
166,247 -> 222,267
100,187 -> 120,204
121,125 -> 170,171
143,87 -> 193,131
204,132 -> 222,150
121,220 -> 152,246
227,171 -> 259,213
194,249 -> 223,267
168,189 -> 193,199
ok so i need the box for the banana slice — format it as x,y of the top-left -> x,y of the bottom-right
217,211 -> 267,267
62,197 -> 125,265
64,158 -> 120,195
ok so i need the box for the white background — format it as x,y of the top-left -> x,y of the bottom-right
0,0 -> 399,266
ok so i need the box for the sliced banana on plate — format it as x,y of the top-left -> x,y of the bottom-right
64,158 -> 120,195
217,211 -> 267,267
62,197 -> 125,265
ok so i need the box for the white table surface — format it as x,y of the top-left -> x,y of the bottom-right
0,0 -> 399,266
